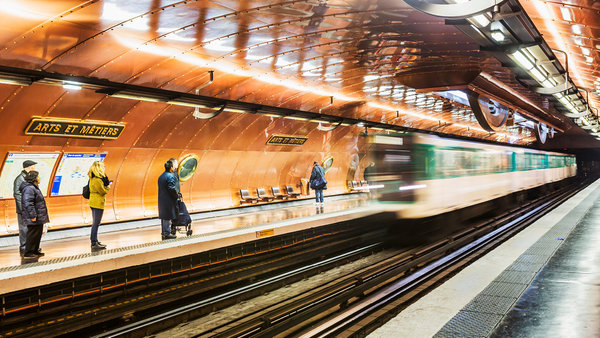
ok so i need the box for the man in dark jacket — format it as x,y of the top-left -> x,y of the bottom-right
20,171 -> 49,260
13,160 -> 37,256
310,161 -> 327,204
158,160 -> 179,239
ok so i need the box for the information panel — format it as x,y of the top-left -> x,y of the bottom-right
0,153 -> 60,199
50,154 -> 106,196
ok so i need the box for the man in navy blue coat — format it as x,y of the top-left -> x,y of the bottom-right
158,160 -> 179,239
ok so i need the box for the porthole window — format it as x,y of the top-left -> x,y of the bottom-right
178,154 -> 199,182
322,156 -> 334,173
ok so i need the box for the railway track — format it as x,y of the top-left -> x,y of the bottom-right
94,180 -> 587,338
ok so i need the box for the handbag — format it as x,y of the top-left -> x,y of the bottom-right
82,180 -> 90,199
310,176 -> 327,189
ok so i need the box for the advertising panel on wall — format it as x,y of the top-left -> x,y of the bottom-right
50,153 -> 106,196
0,153 -> 60,198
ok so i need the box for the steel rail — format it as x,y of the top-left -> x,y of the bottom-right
91,242 -> 383,338
301,185 -> 580,337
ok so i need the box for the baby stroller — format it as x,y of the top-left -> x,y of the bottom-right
171,199 -> 193,236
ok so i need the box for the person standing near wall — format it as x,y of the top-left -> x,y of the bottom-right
20,171 -> 49,261
13,160 -> 37,256
158,160 -> 178,240
88,161 -> 111,251
310,161 -> 327,205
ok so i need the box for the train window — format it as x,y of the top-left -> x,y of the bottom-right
178,154 -> 199,182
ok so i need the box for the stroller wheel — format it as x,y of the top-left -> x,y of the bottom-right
187,229 -> 193,236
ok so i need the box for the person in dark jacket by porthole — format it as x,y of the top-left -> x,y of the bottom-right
310,161 -> 327,205
20,171 -> 49,261
158,160 -> 179,240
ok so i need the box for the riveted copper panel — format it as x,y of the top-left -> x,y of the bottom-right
1,0 -> 595,235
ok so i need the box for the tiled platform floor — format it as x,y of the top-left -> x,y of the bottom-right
369,179 -> 600,338
0,194 -> 369,268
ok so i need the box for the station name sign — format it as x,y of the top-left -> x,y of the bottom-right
266,135 -> 308,146
25,118 -> 125,140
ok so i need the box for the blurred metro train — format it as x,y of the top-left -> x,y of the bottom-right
367,133 -> 576,218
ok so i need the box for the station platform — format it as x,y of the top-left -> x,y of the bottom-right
0,193 -> 377,294
369,179 -> 600,337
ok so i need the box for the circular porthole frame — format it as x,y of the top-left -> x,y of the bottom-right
178,154 -> 199,182
322,156 -> 334,173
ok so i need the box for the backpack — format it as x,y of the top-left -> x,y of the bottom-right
82,180 -> 90,199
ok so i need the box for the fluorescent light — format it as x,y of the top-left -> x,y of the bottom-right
264,113 -> 282,118
586,57 -> 594,63
223,107 -> 247,113
356,122 -> 365,127
111,93 -> 162,102
0,76 -> 31,86
283,116 -> 308,121
491,31 -> 505,42
572,24 -> 582,35
581,47 -> 590,55
511,50 -> 534,70
167,100 -> 210,108
560,7 -> 571,21
530,67 -> 547,82
472,14 -> 490,27
62,81 -> 82,90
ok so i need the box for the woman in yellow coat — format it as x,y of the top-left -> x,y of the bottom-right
88,161 -> 111,251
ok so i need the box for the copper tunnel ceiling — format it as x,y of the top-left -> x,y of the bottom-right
0,0 -> 588,142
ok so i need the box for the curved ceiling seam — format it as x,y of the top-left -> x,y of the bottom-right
95,8 -> 382,76
245,39 -> 357,65
1,0 -> 98,54
213,23 -> 386,59
43,0 -> 324,70
0,87 -> 23,116
87,8 -> 380,85
533,0 -> 600,14
25,93 -> 68,146
41,0 -> 204,69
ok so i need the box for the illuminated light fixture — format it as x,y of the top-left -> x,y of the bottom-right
511,50 -> 534,70
581,47 -> 590,56
530,67 -> 547,82
572,24 -> 582,35
283,116 -> 309,121
340,123 -> 353,126
560,7 -> 571,21
471,14 -> 490,27
111,93 -> 163,102
585,56 -> 594,63
223,107 -> 247,114
264,113 -> 282,118
541,80 -> 554,88
491,31 -> 505,42
0,75 -> 32,86
166,100 -> 210,108
62,81 -> 82,91
356,122 -> 365,127
310,119 -> 331,124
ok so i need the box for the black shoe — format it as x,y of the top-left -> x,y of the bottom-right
19,250 -> 25,257
91,243 -> 107,251
162,234 -> 176,240
34,251 -> 45,257
22,254 -> 38,261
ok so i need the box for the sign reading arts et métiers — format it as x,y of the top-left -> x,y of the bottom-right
25,118 -> 125,140
266,135 -> 308,146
